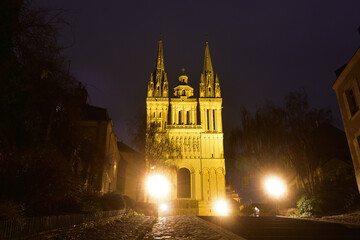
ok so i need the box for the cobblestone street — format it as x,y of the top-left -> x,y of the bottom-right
30,215 -> 245,240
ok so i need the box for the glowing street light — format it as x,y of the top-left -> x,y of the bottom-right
264,175 -> 287,215
159,203 -> 169,212
264,176 -> 286,199
145,173 -> 171,199
213,199 -> 230,216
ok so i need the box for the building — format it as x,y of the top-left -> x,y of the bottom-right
77,104 -> 120,193
117,141 -> 146,202
146,40 -> 226,215
332,46 -> 360,192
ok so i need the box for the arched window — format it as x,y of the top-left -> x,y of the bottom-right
159,112 -> 162,117
178,111 -> 182,124
177,168 -> 191,198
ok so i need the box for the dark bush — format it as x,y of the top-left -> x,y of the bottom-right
0,201 -> 21,220
123,195 -> 135,209
100,192 -> 125,211
296,177 -> 360,216
297,195 -> 322,217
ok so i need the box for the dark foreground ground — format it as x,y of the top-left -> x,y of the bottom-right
27,215 -> 243,240
22,215 -> 360,240
201,216 -> 360,240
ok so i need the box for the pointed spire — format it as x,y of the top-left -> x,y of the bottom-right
154,39 -> 165,71
203,41 -> 213,74
148,38 -> 168,98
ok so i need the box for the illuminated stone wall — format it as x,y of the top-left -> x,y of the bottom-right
146,40 -> 226,215
333,47 -> 360,193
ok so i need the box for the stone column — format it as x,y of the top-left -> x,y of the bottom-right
209,108 -> 213,131
200,107 -> 205,130
195,169 -> 202,200
202,170 -> 209,201
213,109 -> 217,131
184,109 -> 187,125
216,168 -> 226,197
209,168 -> 217,199
217,107 -> 222,132
191,171 -> 195,199
172,106 -> 175,124
175,109 -> 179,125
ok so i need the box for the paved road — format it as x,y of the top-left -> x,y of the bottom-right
33,215 -> 244,240
200,216 -> 360,240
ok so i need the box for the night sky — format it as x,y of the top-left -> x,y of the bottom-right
35,0 -> 360,145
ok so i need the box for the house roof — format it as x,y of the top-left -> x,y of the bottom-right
333,46 -> 360,89
81,104 -> 110,121
310,123 -> 352,164
117,141 -> 138,153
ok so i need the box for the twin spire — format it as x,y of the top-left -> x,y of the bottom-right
147,39 -> 220,98
154,39 -> 165,71
203,41 -> 213,75
148,39 -> 168,98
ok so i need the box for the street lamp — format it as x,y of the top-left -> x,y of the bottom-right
264,175 -> 287,215
145,173 -> 171,199
213,199 -> 231,216
145,173 -> 171,216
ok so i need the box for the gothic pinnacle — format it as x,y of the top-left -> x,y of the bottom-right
155,39 -> 165,71
203,41 -> 213,74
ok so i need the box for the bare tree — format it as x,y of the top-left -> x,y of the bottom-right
128,113 -> 180,172
228,90 -> 333,197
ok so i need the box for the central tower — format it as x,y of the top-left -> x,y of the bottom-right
146,40 -> 225,216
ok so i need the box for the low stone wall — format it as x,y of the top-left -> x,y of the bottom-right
0,209 -> 131,239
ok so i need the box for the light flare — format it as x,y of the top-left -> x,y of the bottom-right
264,176 -> 286,198
213,199 -> 230,216
159,203 -> 169,212
145,174 -> 171,199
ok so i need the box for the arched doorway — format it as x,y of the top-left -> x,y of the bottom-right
177,168 -> 191,198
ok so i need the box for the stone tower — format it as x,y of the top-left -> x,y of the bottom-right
146,40 -> 226,216
146,39 -> 169,131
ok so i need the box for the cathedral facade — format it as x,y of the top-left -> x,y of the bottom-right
146,40 -> 226,216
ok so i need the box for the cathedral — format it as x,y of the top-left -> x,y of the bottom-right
146,39 -> 226,216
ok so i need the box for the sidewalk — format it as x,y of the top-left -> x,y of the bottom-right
279,211 -> 360,228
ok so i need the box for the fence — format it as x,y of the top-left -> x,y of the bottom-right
0,209 -> 129,239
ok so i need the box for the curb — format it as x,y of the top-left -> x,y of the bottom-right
195,216 -> 247,240
276,215 -> 360,229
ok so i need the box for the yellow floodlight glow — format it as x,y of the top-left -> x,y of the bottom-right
145,174 -> 171,199
159,203 -> 169,212
264,176 -> 286,199
213,199 -> 230,216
